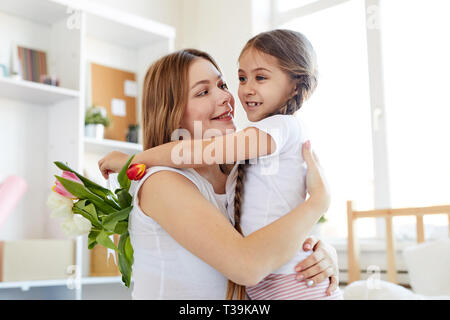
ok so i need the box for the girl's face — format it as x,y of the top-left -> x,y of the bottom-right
238,49 -> 297,122
180,58 -> 236,138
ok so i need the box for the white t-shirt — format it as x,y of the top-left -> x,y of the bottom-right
227,114 -> 312,274
128,166 -> 235,300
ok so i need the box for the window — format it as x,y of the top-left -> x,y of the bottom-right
276,0 -> 450,240
381,0 -> 450,240
280,0 -> 375,238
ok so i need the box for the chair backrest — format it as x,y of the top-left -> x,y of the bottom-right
346,200 -> 450,284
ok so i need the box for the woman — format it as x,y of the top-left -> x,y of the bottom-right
99,49 -> 339,299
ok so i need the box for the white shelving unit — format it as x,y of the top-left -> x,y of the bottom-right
84,137 -> 142,155
0,276 -> 125,290
0,77 -> 79,104
0,0 -> 175,300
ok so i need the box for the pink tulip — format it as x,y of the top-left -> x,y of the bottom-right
52,171 -> 83,199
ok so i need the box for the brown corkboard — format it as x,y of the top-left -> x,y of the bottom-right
90,63 -> 137,141
89,234 -> 120,277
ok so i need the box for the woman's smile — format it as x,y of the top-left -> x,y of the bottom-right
211,110 -> 233,121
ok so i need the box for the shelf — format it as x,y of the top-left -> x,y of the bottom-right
0,77 -> 79,105
0,0 -> 175,49
57,0 -> 176,49
81,276 -> 124,285
0,0 -> 67,26
84,137 -> 143,155
0,276 -> 127,291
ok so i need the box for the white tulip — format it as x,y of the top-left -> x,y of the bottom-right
47,192 -> 73,220
61,214 -> 92,237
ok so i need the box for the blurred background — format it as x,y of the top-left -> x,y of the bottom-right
0,0 -> 448,299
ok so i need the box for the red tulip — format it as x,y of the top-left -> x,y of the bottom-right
126,164 -> 146,181
53,171 -> 83,199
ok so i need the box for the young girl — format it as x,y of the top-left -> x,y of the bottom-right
99,29 -> 342,300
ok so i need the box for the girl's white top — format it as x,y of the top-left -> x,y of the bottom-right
128,166 -> 235,300
227,114 -> 312,274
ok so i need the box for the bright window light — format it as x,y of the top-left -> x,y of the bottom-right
281,0 -> 375,239
381,0 -> 450,239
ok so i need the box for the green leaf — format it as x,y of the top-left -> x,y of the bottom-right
114,221 -> 128,234
88,229 -> 100,239
117,155 -> 135,191
72,207 -> 98,228
118,252 -> 132,288
102,206 -> 132,232
53,161 -> 121,209
116,188 -> 132,208
88,241 -> 97,250
124,234 -> 134,265
118,232 -> 134,288
96,230 -> 118,251
84,203 -> 101,227
88,230 -> 100,249
54,162 -> 117,201
118,232 -> 134,266
55,175 -> 118,214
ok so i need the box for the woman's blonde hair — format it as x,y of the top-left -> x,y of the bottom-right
229,29 -> 319,300
142,48 -> 240,300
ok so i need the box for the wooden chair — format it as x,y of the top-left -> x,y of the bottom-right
347,200 -> 450,284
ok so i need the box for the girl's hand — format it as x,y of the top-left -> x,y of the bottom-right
302,141 -> 331,213
295,236 -> 339,296
98,151 -> 130,179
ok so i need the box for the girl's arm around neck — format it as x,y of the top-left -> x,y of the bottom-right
133,127 -> 275,169
139,170 -> 325,286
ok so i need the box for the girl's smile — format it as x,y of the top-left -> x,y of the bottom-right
238,48 -> 297,122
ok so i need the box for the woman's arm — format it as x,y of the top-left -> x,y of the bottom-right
98,127 -> 275,179
138,141 -> 329,286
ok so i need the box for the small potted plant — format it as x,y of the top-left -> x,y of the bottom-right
126,124 -> 139,143
311,215 -> 327,238
84,106 -> 111,140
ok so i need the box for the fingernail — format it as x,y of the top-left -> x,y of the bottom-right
305,140 -> 311,150
306,280 -> 314,287
304,243 -> 312,250
295,266 -> 301,272
297,275 -> 304,281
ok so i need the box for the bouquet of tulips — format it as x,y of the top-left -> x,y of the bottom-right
46,155 -> 146,288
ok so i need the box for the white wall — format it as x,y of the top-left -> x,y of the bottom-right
83,0 -> 180,26
85,0 -> 266,129
178,0 -> 261,129
84,0 -> 182,47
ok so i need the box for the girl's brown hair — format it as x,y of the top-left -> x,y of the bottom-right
142,48 -> 222,150
228,29 -> 319,300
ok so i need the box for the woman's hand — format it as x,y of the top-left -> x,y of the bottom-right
98,151 -> 130,179
294,236 -> 339,296
302,140 -> 331,214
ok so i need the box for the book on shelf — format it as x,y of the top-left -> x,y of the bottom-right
17,46 -> 48,84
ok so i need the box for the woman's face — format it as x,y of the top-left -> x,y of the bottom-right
180,58 -> 236,139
